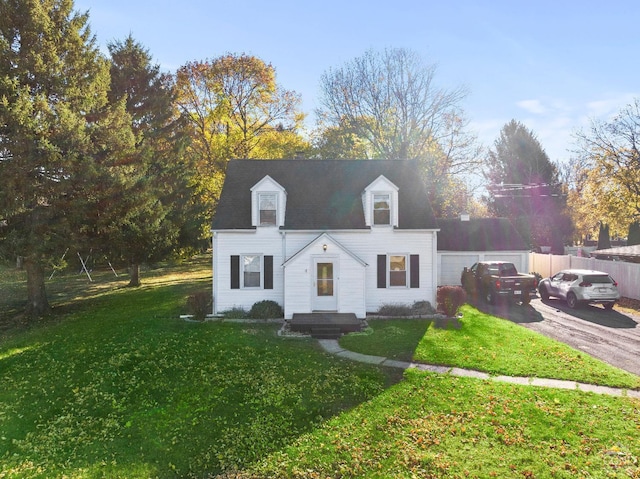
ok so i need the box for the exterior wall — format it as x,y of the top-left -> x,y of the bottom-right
283,235 -> 367,319
212,228 -> 438,317
212,228 -> 285,315
438,251 -> 529,286
284,229 -> 437,315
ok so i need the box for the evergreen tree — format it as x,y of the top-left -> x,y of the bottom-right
484,120 -> 572,248
0,0 -> 116,316
597,223 -> 612,250
627,221 -> 640,246
104,36 -> 204,286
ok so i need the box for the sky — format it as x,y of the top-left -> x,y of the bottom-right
74,0 -> 640,164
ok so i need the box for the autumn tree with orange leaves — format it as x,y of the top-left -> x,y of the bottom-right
174,54 -> 308,212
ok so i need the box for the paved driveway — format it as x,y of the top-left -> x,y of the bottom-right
474,297 -> 640,377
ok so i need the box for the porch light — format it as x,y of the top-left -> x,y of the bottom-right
323,244 -> 328,251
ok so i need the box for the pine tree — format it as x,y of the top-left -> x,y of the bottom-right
104,36 -> 205,286
627,221 -> 640,246
0,0 -> 115,316
597,223 -> 612,250
484,120 -> 572,248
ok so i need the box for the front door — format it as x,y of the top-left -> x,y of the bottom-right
313,258 -> 338,311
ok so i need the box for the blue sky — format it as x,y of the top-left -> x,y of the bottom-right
75,0 -> 640,164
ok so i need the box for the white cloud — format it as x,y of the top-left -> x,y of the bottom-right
516,99 -> 547,114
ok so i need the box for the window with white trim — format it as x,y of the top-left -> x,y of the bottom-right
373,193 -> 391,225
389,254 -> 407,287
243,254 -> 261,288
259,193 -> 277,226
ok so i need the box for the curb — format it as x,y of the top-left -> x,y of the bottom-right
317,339 -> 640,399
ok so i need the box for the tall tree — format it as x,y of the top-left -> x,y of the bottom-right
315,47 -> 482,215
0,0 -> 118,316
174,53 -> 308,214
597,223 -> 611,250
572,98 -> 640,239
104,36 -> 204,286
627,221 -> 640,246
484,120 -> 571,250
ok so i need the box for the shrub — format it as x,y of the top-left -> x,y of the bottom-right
377,303 -> 413,317
411,300 -> 436,315
248,300 -> 283,319
222,307 -> 248,319
436,286 -> 467,317
186,291 -> 212,320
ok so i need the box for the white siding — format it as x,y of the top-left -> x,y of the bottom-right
283,236 -> 367,319
284,229 -> 437,314
212,228 -> 285,315
213,228 -> 438,317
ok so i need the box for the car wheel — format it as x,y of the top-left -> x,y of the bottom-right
603,302 -> 614,310
567,292 -> 579,309
539,285 -> 549,301
521,294 -> 531,305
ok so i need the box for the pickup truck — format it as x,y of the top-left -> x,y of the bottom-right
461,261 -> 538,305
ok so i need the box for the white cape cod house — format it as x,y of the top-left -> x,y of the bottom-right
211,159 -> 439,319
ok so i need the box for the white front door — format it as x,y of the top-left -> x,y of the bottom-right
313,258 -> 338,311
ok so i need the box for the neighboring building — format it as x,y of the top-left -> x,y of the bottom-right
211,159 -> 439,319
437,217 -> 530,285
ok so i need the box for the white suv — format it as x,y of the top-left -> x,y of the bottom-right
538,269 -> 620,310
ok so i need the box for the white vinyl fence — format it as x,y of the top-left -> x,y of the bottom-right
529,253 -> 640,301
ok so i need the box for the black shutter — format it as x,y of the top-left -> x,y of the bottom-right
230,255 -> 240,289
264,256 -> 273,289
377,255 -> 387,288
410,254 -> 419,288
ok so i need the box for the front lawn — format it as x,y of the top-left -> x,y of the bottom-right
0,256 -> 399,478
2,258 -> 639,478
340,304 -> 640,389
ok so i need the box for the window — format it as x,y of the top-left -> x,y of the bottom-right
377,254 -> 419,289
389,255 -> 407,287
373,194 -> 391,225
243,255 -> 261,288
231,255 -> 273,289
259,193 -> 277,226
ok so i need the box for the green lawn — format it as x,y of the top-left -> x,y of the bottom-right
1,257 -> 639,478
340,305 -> 640,389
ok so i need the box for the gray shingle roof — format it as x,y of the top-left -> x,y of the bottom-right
437,217 -> 529,251
211,159 -> 437,230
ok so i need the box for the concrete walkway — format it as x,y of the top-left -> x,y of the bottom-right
318,339 -> 640,399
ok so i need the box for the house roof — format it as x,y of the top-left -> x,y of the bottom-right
437,217 -> 529,251
211,159 -> 437,230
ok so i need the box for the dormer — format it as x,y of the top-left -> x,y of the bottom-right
251,175 -> 287,228
362,175 -> 399,228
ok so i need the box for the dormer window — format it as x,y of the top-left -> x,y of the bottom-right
251,175 -> 286,228
373,194 -> 391,225
259,193 -> 277,226
363,175 -> 399,228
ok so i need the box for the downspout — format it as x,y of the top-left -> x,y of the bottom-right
212,231 -> 218,315
432,230 -> 438,307
280,230 -> 286,316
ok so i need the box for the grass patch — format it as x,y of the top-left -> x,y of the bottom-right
2,258 -> 640,478
0,255 -> 401,478
342,305 -> 640,389
340,319 -> 432,361
241,369 -> 640,478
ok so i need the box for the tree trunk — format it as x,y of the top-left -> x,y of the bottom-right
24,257 -> 51,317
128,262 -> 141,287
